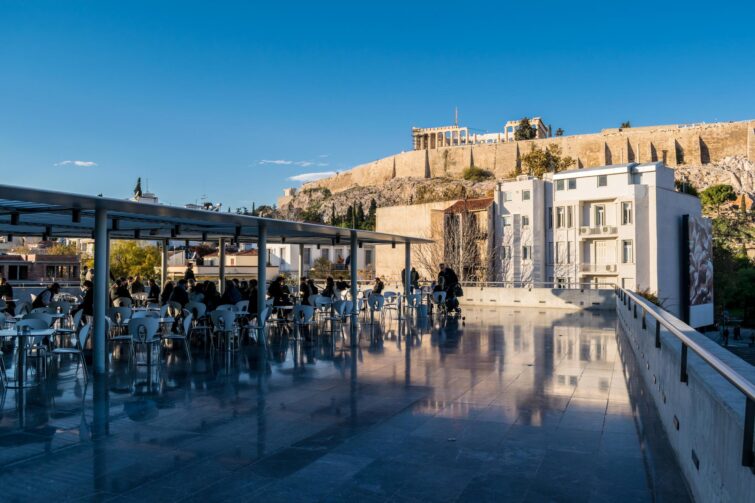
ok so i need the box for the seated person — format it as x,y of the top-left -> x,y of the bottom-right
32,282 -> 60,309
372,277 -> 385,295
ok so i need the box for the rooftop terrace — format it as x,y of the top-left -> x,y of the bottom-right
0,307 -> 691,502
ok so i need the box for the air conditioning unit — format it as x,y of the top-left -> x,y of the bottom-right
601,226 -> 610,233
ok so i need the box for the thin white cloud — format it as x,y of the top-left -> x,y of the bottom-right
288,171 -> 337,183
258,159 -> 329,167
259,159 -> 293,165
56,160 -> 98,167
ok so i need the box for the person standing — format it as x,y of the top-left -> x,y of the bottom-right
147,279 -> 161,304
184,263 -> 196,281
0,276 -> 15,315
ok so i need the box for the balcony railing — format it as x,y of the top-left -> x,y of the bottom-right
579,225 -> 618,236
580,263 -> 617,274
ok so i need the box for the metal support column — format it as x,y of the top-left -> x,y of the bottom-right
404,243 -> 411,315
161,239 -> 168,287
257,223 -> 268,339
298,243 -> 305,289
93,207 -> 109,375
218,238 -> 226,293
350,231 -> 358,320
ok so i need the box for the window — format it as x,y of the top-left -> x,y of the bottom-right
556,242 -> 564,264
267,249 -> 272,266
568,178 -> 577,190
521,215 -> 530,227
522,190 -> 531,201
556,277 -> 567,289
548,208 -> 553,229
555,180 -> 565,191
8,265 -> 28,281
321,249 -> 330,261
502,215 -> 511,226
622,240 -> 633,263
365,249 -> 374,266
567,206 -> 573,228
522,245 -> 532,261
597,175 -> 608,187
547,241 -> 553,264
502,191 -> 512,202
594,205 -> 605,226
502,246 -> 512,259
303,247 -> 312,265
622,202 -> 632,225
556,207 -> 566,228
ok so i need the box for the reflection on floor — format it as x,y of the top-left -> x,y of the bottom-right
0,307 -> 691,502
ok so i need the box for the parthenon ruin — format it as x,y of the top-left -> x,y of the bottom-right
412,116 -> 551,150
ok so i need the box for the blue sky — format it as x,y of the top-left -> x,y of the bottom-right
2,1 -> 754,209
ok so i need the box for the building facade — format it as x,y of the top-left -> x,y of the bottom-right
494,162 -> 706,319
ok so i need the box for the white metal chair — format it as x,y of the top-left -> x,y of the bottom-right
52,322 -> 90,382
128,317 -> 161,365
432,291 -> 447,317
210,309 -> 240,351
367,294 -> 385,324
235,300 -> 249,313
162,312 -> 193,362
24,312 -> 55,328
14,301 -> 31,316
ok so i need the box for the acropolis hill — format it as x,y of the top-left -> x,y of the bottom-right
285,119 -> 755,191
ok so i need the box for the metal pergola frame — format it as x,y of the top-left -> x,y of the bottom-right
0,184 -> 429,374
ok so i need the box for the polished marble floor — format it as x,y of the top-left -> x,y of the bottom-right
0,307 -> 691,502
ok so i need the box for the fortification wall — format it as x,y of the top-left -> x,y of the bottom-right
305,120 -> 755,194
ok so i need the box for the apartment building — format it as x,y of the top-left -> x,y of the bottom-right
268,244 -> 376,279
494,162 -> 707,321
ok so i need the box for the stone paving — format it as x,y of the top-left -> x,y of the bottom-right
0,307 -> 691,502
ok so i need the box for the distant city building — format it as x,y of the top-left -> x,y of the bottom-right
269,244 -> 376,279
0,252 -> 80,284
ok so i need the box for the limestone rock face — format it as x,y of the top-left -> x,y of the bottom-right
279,177 -> 496,223
675,156 -> 755,198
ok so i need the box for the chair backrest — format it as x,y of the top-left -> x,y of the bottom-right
15,301 -> 31,316
210,309 -> 236,331
182,312 -> 193,336
159,304 -> 170,318
77,323 -> 91,350
293,304 -> 315,324
109,307 -> 132,324
71,309 -> 85,330
168,301 -> 183,317
407,293 -> 423,307
344,300 -> 355,316
260,307 -> 271,324
128,317 -> 159,342
333,300 -> 348,317
131,311 -> 148,319
16,318 -> 49,331
186,301 -> 207,319
31,306 -> 54,314
235,300 -> 249,313
432,291 -> 447,304
24,312 -> 54,327
216,304 -> 237,312
368,294 -> 385,311
383,291 -> 397,303
113,297 -> 133,308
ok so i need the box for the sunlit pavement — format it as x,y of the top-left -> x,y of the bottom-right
0,307 -> 691,502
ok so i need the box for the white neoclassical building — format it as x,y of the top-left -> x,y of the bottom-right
494,162 -> 707,321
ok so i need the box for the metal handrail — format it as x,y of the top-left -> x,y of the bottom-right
617,287 -> 755,468
619,288 -> 755,401
461,281 -> 615,289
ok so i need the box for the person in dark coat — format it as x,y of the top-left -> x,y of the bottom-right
160,281 -> 174,306
247,280 -> 259,315
203,281 -> 220,311
169,279 -> 189,308
322,277 -> 336,298
220,280 -> 242,305
147,279 -> 161,304
299,278 -> 312,305
72,280 -> 94,317
267,276 -> 289,306
0,276 -> 15,315
32,283 -> 60,309
184,263 -> 196,281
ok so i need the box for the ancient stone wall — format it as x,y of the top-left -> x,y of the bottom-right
304,120 -> 755,194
